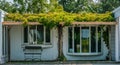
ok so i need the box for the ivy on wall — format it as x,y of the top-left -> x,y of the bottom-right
5,12 -> 115,27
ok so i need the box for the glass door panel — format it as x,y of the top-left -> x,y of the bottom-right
74,27 -> 80,53
29,26 -> 36,44
37,25 -> 44,44
81,27 -> 89,53
91,27 -> 96,52
46,27 -> 50,43
98,27 -> 101,52
68,27 -> 73,53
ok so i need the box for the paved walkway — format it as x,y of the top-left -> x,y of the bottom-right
2,64 -> 120,65
2,61 -> 120,65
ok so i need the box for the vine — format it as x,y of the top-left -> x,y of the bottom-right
5,12 -> 114,28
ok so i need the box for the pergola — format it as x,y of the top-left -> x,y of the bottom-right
2,21 -> 117,25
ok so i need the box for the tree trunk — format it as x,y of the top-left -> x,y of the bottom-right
57,25 -> 65,61
8,27 -> 11,62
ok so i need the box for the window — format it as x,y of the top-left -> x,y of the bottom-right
24,25 -> 51,45
68,26 -> 102,55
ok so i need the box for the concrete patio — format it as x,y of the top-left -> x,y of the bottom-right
2,61 -> 120,65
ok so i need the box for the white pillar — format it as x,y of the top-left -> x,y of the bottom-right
115,17 -> 120,62
0,10 -> 5,64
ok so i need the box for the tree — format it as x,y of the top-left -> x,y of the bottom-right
59,0 -> 120,13
99,0 -> 120,13
0,0 -> 16,13
12,0 -> 63,13
13,0 -> 49,13
58,0 -> 94,13
87,0 -> 120,13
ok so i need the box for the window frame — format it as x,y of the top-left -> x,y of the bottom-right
67,26 -> 103,55
23,25 -> 51,45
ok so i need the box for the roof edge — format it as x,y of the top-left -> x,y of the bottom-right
112,6 -> 120,13
0,9 -> 8,14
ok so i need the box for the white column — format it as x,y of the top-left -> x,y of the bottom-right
0,10 -> 5,64
115,17 -> 120,62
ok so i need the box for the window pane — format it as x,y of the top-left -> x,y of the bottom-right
98,27 -> 101,52
81,27 -> 89,53
68,27 -> 73,53
91,27 -> 96,52
74,27 -> 80,53
29,26 -> 36,44
37,25 -> 44,44
24,27 -> 28,43
46,27 -> 50,43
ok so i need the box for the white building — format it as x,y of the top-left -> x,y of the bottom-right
0,7 -> 120,64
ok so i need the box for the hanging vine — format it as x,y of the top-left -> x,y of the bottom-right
5,12 -> 114,28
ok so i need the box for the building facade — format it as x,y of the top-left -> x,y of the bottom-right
0,7 -> 120,64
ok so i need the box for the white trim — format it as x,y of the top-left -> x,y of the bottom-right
115,23 -> 119,61
115,17 -> 119,61
68,26 -> 102,55
50,27 -> 52,45
36,25 -> 37,44
28,26 -> 30,44
89,26 -> 91,53
113,6 -> 120,13
44,26 -> 46,44
72,27 -> 74,53
67,53 -> 102,56
96,26 -> 98,53
80,26 -> 82,53
0,10 -> 6,64
3,26 -> 5,55
67,27 -> 69,53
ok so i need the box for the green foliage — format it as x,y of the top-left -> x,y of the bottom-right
5,12 -> 115,28
87,0 -> 120,13
74,12 -> 114,22
99,0 -> 120,13
12,0 -> 63,13
59,0 -> 91,13
1,0 -> 120,14
0,0 -> 16,13
59,55 -> 67,61
59,0 -> 120,13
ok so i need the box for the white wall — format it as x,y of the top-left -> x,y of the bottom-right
0,22 -> 3,63
113,7 -> 120,62
10,25 -> 58,61
109,26 -> 115,60
112,7 -> 120,62
118,17 -> 120,60
10,25 -> 110,61
0,10 -> 5,64
63,27 -> 109,60
10,25 -> 24,60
